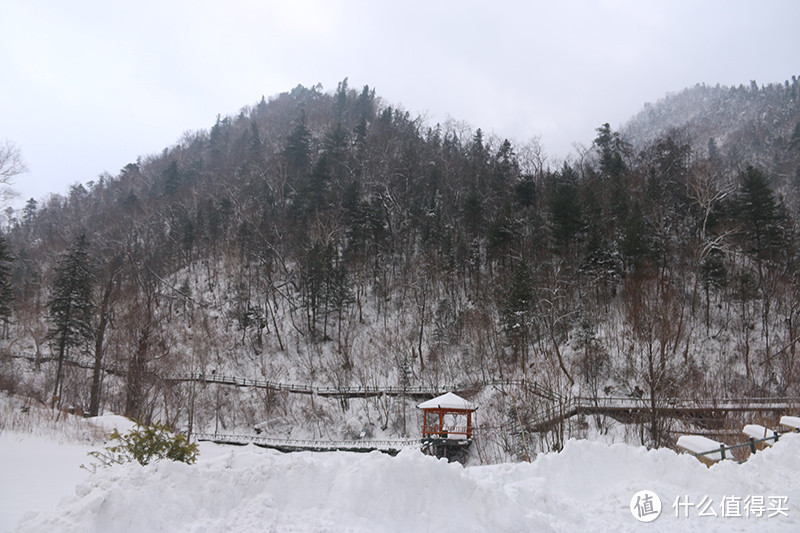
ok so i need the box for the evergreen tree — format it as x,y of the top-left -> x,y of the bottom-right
355,84 -> 375,122
299,241 -> 353,341
501,260 -> 533,364
248,121 -> 263,163
492,139 -> 518,192
789,122 -> 800,151
47,232 -> 95,404
548,164 -> 584,255
293,156 -> 330,217
514,178 -> 536,208
334,77 -> 349,118
162,160 -> 181,196
707,137 -> 722,165
619,204 -> 651,272
462,190 -> 484,239
700,247 -> 727,330
594,123 -> 629,179
735,166 -> 785,260
22,198 -> 38,225
284,112 -> 312,175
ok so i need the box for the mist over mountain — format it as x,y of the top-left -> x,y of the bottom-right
623,77 -> 800,186
2,76 -> 799,461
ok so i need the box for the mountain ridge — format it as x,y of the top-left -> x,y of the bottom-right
2,76 -> 800,462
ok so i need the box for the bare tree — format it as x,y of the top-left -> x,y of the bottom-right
535,261 -> 576,385
517,136 -> 547,179
88,254 -> 122,416
0,140 -> 26,209
622,272 -> 688,447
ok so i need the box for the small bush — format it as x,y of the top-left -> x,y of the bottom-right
85,422 -> 198,471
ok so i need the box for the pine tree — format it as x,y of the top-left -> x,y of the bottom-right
162,160 -> 181,196
594,123 -> 628,179
22,198 -> 38,225
501,260 -> 533,365
736,166 -> 784,260
284,112 -> 312,175
548,164 -> 584,255
47,232 -> 95,405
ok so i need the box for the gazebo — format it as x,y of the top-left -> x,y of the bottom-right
418,392 -> 477,442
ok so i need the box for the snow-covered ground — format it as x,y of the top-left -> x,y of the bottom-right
2,409 -> 798,533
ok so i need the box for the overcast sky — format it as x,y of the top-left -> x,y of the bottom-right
2,0 -> 799,211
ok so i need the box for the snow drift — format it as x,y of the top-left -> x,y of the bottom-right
10,433 -> 800,532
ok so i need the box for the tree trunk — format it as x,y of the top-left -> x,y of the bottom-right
125,328 -> 149,421
90,277 -> 115,416
51,332 -> 67,407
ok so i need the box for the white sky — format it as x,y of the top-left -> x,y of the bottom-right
2,0 -> 799,210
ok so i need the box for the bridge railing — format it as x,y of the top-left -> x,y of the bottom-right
421,425 -> 473,439
195,432 -> 421,450
165,373 -> 561,400
168,373 -> 800,433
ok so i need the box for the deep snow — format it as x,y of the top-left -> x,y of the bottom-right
2,422 -> 798,532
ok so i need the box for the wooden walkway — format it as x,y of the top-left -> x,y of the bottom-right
172,373 -> 798,433
195,432 -> 420,455
13,351 -> 796,436
527,396 -> 800,431
194,395 -> 799,457
165,373 -> 558,401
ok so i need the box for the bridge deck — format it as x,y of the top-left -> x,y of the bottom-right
195,433 -> 420,455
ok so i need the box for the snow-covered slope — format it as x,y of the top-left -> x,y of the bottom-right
3,430 -> 798,532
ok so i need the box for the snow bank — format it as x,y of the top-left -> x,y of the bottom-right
8,434 -> 799,532
676,435 -> 729,461
742,424 -> 777,444
85,414 -> 138,435
11,445 -> 545,533
0,433 -> 93,533
781,416 -> 800,430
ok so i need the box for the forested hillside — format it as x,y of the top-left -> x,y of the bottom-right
2,77 -> 800,461
624,77 -> 800,188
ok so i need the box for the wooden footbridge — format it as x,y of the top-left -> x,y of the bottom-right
190,380 -> 798,462
165,373 -> 558,401
526,396 -> 800,432
171,372 -> 798,435
195,432 -> 420,455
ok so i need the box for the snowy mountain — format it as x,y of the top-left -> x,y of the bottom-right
2,77 -> 800,466
623,77 -> 800,184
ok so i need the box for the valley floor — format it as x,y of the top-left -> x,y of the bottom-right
1,399 -> 798,532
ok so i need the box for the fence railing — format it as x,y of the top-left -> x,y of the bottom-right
165,373 -> 559,400
195,432 -> 421,451
525,396 -> 800,431
684,427 -> 800,462
421,425 -> 473,438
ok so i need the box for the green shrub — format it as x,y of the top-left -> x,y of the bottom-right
85,422 -> 198,471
